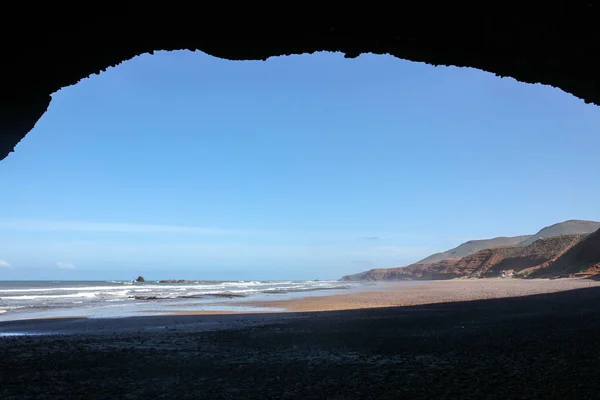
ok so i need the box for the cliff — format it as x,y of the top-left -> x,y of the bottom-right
527,229 -> 600,278
414,219 -> 600,264
417,236 -> 531,264
341,234 -> 588,281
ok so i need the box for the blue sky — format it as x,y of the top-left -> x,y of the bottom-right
1,51 -> 599,280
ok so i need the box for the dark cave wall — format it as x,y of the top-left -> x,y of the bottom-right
1,4 -> 599,161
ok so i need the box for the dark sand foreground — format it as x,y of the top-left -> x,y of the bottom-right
2,278 -> 600,399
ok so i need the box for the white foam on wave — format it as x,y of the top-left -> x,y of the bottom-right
1,292 -> 98,301
0,284 -> 182,294
0,286 -> 126,293
102,289 -> 130,297
0,280 -> 343,295
221,281 -> 265,287
0,281 -> 355,307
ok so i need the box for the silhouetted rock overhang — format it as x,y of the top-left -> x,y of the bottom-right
2,4 -> 599,161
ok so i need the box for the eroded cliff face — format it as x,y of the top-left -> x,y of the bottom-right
528,229 -> 600,278
341,234 -> 590,281
416,220 -> 600,264
2,4 -> 600,162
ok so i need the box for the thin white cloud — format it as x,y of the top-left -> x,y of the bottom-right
0,219 -> 245,235
21,241 -> 433,265
349,245 -> 435,258
0,259 -> 11,268
56,262 -> 75,269
0,219 -> 467,248
1,239 -> 436,260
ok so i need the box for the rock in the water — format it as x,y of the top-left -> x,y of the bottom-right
135,276 -> 145,282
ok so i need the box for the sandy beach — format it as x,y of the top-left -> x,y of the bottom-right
2,277 -> 600,399
238,277 -> 600,312
153,277 -> 600,315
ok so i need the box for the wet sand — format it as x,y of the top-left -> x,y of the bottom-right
2,278 -> 600,399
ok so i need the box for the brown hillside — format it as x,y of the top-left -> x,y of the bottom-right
416,236 -> 531,264
491,234 -> 584,278
527,229 -> 600,278
414,219 -> 600,264
340,234 -> 586,281
518,220 -> 600,246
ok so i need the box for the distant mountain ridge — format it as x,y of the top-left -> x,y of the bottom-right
519,220 -> 600,246
416,220 -> 600,264
417,236 -> 531,264
341,234 -> 587,281
341,219 -> 600,281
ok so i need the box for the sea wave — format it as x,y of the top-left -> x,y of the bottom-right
128,285 -> 350,301
0,281 -> 343,294
0,283 -> 284,293
0,280 -> 357,316
131,292 -> 248,301
260,285 -> 350,294
1,292 -> 99,301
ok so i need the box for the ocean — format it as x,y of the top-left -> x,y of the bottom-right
0,279 -> 378,321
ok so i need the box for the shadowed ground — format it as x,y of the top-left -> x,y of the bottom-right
2,286 -> 600,399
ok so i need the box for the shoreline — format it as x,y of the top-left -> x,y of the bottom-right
167,277 -> 600,314
8,277 -> 600,323
2,277 -> 600,334
3,281 -> 600,398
